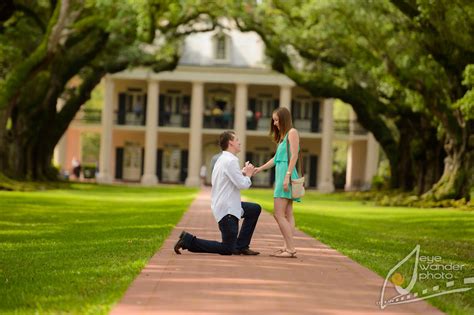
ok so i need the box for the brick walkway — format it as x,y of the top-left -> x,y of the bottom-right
110,188 -> 443,315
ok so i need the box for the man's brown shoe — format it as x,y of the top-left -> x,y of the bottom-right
174,231 -> 189,254
233,248 -> 260,255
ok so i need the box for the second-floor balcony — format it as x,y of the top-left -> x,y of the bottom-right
203,111 -> 234,129
247,116 -> 321,133
116,110 -> 145,126
159,111 -> 190,128
76,108 -> 367,136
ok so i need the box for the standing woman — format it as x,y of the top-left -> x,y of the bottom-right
255,107 -> 300,258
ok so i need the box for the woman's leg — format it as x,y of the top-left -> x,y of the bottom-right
285,201 -> 296,253
273,198 -> 296,252
285,200 -> 295,234
277,200 -> 294,250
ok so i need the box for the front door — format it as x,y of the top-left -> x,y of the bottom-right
162,147 -> 181,182
123,142 -> 142,181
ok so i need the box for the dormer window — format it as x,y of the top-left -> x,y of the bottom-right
216,35 -> 226,60
213,32 -> 230,63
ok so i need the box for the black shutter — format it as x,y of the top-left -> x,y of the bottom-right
140,148 -> 145,175
142,94 -> 147,125
118,93 -> 126,125
248,99 -> 257,130
115,147 -> 124,179
291,100 -> 296,123
270,151 -> 276,186
311,101 -> 320,132
183,95 -> 191,105
156,149 -> 163,179
249,98 -> 256,112
182,95 -> 191,127
183,95 -> 191,107
158,94 -> 165,126
245,152 -> 253,164
273,99 -> 279,110
310,155 -> 318,187
180,150 -> 188,182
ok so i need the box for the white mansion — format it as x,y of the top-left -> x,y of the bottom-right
55,27 -> 379,192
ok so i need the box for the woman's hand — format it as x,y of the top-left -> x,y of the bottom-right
254,166 -> 262,175
283,174 -> 290,192
242,161 -> 255,177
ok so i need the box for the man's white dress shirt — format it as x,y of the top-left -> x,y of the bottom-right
211,151 -> 252,222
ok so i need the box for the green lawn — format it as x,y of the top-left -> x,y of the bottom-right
0,184 -> 198,314
242,189 -> 474,315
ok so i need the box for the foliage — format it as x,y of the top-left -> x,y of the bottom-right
0,0 -> 218,180
453,64 -> 474,121
232,0 -> 473,200
349,190 -> 473,209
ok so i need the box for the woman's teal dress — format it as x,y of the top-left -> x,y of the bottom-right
273,133 -> 301,202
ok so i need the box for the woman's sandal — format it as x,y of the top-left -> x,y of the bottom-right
269,249 -> 286,257
273,249 -> 297,258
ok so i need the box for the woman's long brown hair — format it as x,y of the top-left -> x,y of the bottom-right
270,107 -> 293,143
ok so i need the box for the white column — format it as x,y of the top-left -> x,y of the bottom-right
53,98 -> 68,172
345,141 -> 354,191
97,76 -> 114,184
349,108 -> 356,135
185,82 -> 204,186
141,80 -> 159,185
364,133 -> 379,187
345,109 -> 356,191
279,85 -> 292,110
318,98 -> 335,192
234,83 -> 248,162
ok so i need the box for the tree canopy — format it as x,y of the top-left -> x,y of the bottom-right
0,0 -> 217,180
0,0 -> 472,201
228,0 -> 473,200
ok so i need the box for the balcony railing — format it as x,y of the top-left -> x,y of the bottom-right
159,112 -> 190,127
75,109 -> 366,135
203,113 -> 234,129
116,111 -> 145,126
247,116 -> 322,133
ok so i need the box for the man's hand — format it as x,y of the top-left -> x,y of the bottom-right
243,161 -> 256,177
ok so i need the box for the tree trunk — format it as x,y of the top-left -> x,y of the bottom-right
0,130 -> 57,181
413,129 -> 445,195
395,112 -> 446,194
396,123 -> 415,191
423,125 -> 473,201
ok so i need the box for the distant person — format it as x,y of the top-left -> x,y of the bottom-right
200,164 -> 207,186
212,106 -> 223,128
72,157 -> 82,180
133,100 -> 143,125
174,131 -> 261,256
